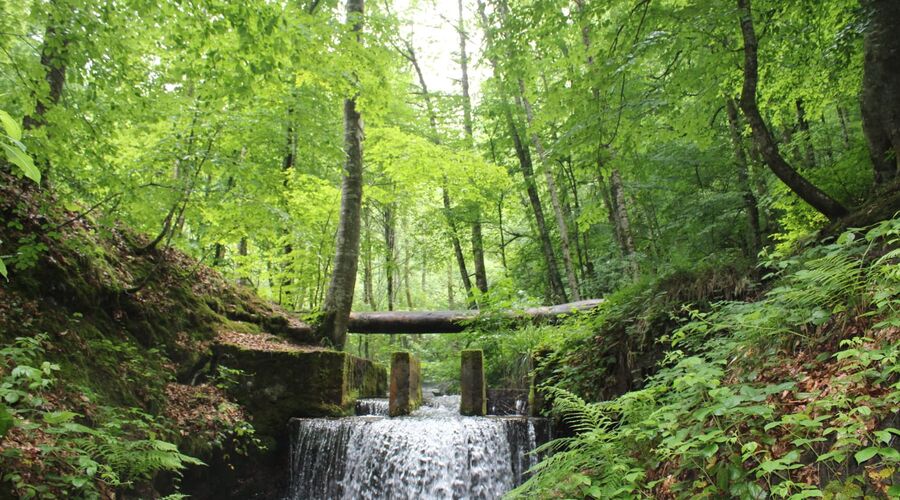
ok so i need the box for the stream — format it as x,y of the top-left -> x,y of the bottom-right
287,395 -> 549,499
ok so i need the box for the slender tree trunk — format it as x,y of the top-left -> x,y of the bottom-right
447,260 -> 455,309
498,194 -> 508,271
610,169 -> 637,272
443,186 -> 474,298
860,0 -> 900,185
795,99 -> 817,168
319,0 -> 365,349
517,86 -> 580,300
736,0 -> 848,219
237,237 -> 251,287
837,105 -> 852,148
281,116 -> 296,307
383,203 -> 396,312
402,40 -> 475,301
726,98 -> 764,255
404,243 -> 413,309
363,205 -> 375,309
471,219 -> 488,294
508,110 -> 568,303
458,0 -> 489,295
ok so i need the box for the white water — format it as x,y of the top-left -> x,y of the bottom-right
289,395 -> 544,500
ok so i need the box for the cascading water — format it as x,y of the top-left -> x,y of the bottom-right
355,398 -> 390,416
288,395 -> 547,499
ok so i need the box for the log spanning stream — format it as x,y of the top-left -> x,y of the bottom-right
287,395 -> 550,499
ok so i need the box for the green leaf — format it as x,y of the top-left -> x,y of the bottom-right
2,143 -> 40,183
0,257 -> 6,280
854,447 -> 878,464
43,411 -> 79,425
0,110 -> 21,141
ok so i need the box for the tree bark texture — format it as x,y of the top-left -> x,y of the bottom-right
736,0 -> 848,220
860,0 -> 900,185
319,0 -> 365,349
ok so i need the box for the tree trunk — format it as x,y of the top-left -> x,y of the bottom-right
508,110 -> 568,303
237,237 -> 251,287
477,0 -> 567,303
382,203 -> 396,312
404,243 -> 413,309
458,0 -> 475,145
443,186 -> 474,298
498,195 -> 508,271
457,0 -> 489,295
837,105 -> 852,149
795,99 -> 817,168
610,169 -> 637,272
736,0 -> 848,219
23,12 -> 68,132
318,0 -> 365,349
363,206 -> 375,309
860,0 -> 900,185
471,217 -> 488,294
726,98 -> 764,255
401,40 -> 475,301
517,85 -> 580,300
574,0 -> 632,267
447,260 -> 455,309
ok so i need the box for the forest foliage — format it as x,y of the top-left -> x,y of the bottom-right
1,0 -> 899,497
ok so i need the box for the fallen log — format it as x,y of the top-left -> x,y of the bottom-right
277,299 -> 602,337
347,298 -> 603,333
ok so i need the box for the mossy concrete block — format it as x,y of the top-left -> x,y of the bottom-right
389,352 -> 422,417
460,349 -> 486,416
349,357 -> 388,398
216,344 -> 356,441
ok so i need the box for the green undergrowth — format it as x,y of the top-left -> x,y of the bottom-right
0,183 -> 302,497
512,216 -> 900,498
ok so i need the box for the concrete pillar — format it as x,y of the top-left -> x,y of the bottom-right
460,349 -> 486,416
389,352 -> 422,417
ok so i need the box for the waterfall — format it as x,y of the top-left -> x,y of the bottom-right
355,398 -> 390,416
288,395 -> 546,499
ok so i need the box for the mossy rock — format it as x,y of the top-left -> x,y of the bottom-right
215,344 -> 386,441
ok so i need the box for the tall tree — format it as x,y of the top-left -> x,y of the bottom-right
517,82 -> 581,299
318,0 -> 365,349
398,39 -> 475,300
860,0 -> 900,185
478,0 -> 567,303
736,0 -> 848,220
457,0 -> 489,296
